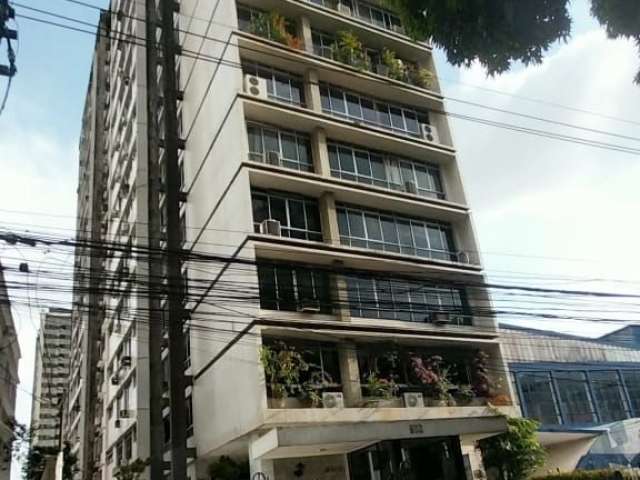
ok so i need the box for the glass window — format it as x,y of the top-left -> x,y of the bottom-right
246,122 -> 313,172
252,190 -> 322,241
590,371 -> 628,422
319,83 -> 430,138
517,372 -> 561,425
327,141 -> 445,199
622,371 -> 640,416
257,263 -> 332,313
554,371 -> 598,424
242,61 -> 304,105
336,204 -> 455,260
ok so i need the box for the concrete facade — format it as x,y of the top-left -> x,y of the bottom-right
502,325 -> 640,473
73,1 -> 514,479
0,261 -> 20,480
31,309 -> 71,450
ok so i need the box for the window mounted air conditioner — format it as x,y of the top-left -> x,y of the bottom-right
114,419 -> 121,429
243,74 -> 268,100
266,150 -> 281,166
404,180 -> 418,195
420,123 -> 440,143
430,312 -> 450,325
111,374 -> 120,386
260,219 -> 281,236
322,392 -> 344,409
456,251 -> 470,264
403,392 -> 424,408
119,409 -> 132,418
120,356 -> 132,368
298,299 -> 321,313
337,3 -> 352,15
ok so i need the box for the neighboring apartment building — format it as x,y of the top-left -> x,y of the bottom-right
0,261 -> 20,480
73,1 -> 516,479
502,325 -> 640,473
31,308 -> 71,450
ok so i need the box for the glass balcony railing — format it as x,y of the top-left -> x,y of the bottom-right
304,0 -> 405,36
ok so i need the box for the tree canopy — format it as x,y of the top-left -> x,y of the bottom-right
383,0 -> 640,83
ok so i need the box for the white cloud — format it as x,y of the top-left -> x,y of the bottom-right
440,28 -> 640,335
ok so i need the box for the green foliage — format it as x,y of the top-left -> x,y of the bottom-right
383,0 -> 640,83
332,31 -> 371,70
411,355 -> 455,402
209,456 -> 250,480
364,371 -> 398,399
534,470 -> 629,480
383,0 -> 571,76
247,11 -> 302,49
591,0 -> 640,83
114,458 -> 150,480
260,341 -> 309,399
480,417 -> 546,480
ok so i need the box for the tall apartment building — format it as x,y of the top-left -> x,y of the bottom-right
72,1 -> 517,479
31,308 -> 71,450
0,261 -> 20,480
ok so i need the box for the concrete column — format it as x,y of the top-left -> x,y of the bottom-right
249,437 -> 276,480
339,343 -> 362,407
319,192 -> 340,247
300,16 -> 313,54
460,435 -> 488,480
304,69 -> 322,113
311,127 -> 331,176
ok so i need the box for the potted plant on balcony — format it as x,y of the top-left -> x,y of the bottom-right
454,384 -> 476,406
332,31 -> 370,70
411,355 -> 456,406
247,11 -> 303,50
362,371 -> 399,407
406,64 -> 435,89
379,48 -> 405,80
471,349 -> 491,405
301,369 -> 335,407
260,342 -> 309,408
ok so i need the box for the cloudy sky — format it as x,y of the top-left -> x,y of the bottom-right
1,0 -> 640,477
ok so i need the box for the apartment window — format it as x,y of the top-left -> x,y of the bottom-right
589,371 -> 628,422
242,62 -> 304,105
320,83 -> 429,137
517,372 -> 561,425
622,371 -> 640,416
186,394 -> 194,438
311,30 -> 335,58
336,204 -> 456,260
328,142 -> 444,198
355,1 -> 403,32
252,190 -> 322,241
346,275 -> 469,324
257,263 -> 332,313
246,122 -> 313,172
554,371 -> 598,424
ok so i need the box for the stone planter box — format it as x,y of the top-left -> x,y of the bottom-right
361,397 -> 404,408
268,397 -> 309,409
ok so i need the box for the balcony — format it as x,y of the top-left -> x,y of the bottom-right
261,338 -> 512,410
304,0 -> 406,36
237,4 -> 436,92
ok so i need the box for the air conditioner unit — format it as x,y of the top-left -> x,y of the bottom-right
404,180 -> 418,195
243,74 -> 268,100
322,392 -> 344,409
297,299 -> 321,313
403,392 -> 424,408
119,409 -> 132,418
260,219 -> 281,236
431,312 -> 450,325
266,150 -> 280,166
337,3 -> 352,15
456,251 -> 470,264
114,419 -> 121,429
420,123 -> 440,143
120,356 -> 132,368
111,374 -> 120,386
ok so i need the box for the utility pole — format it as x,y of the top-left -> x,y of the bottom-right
157,0 -> 188,479
143,0 -> 166,478
0,0 -> 17,78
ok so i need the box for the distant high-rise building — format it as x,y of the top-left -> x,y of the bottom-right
0,261 -> 20,480
30,308 -> 71,450
72,2 -> 515,479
